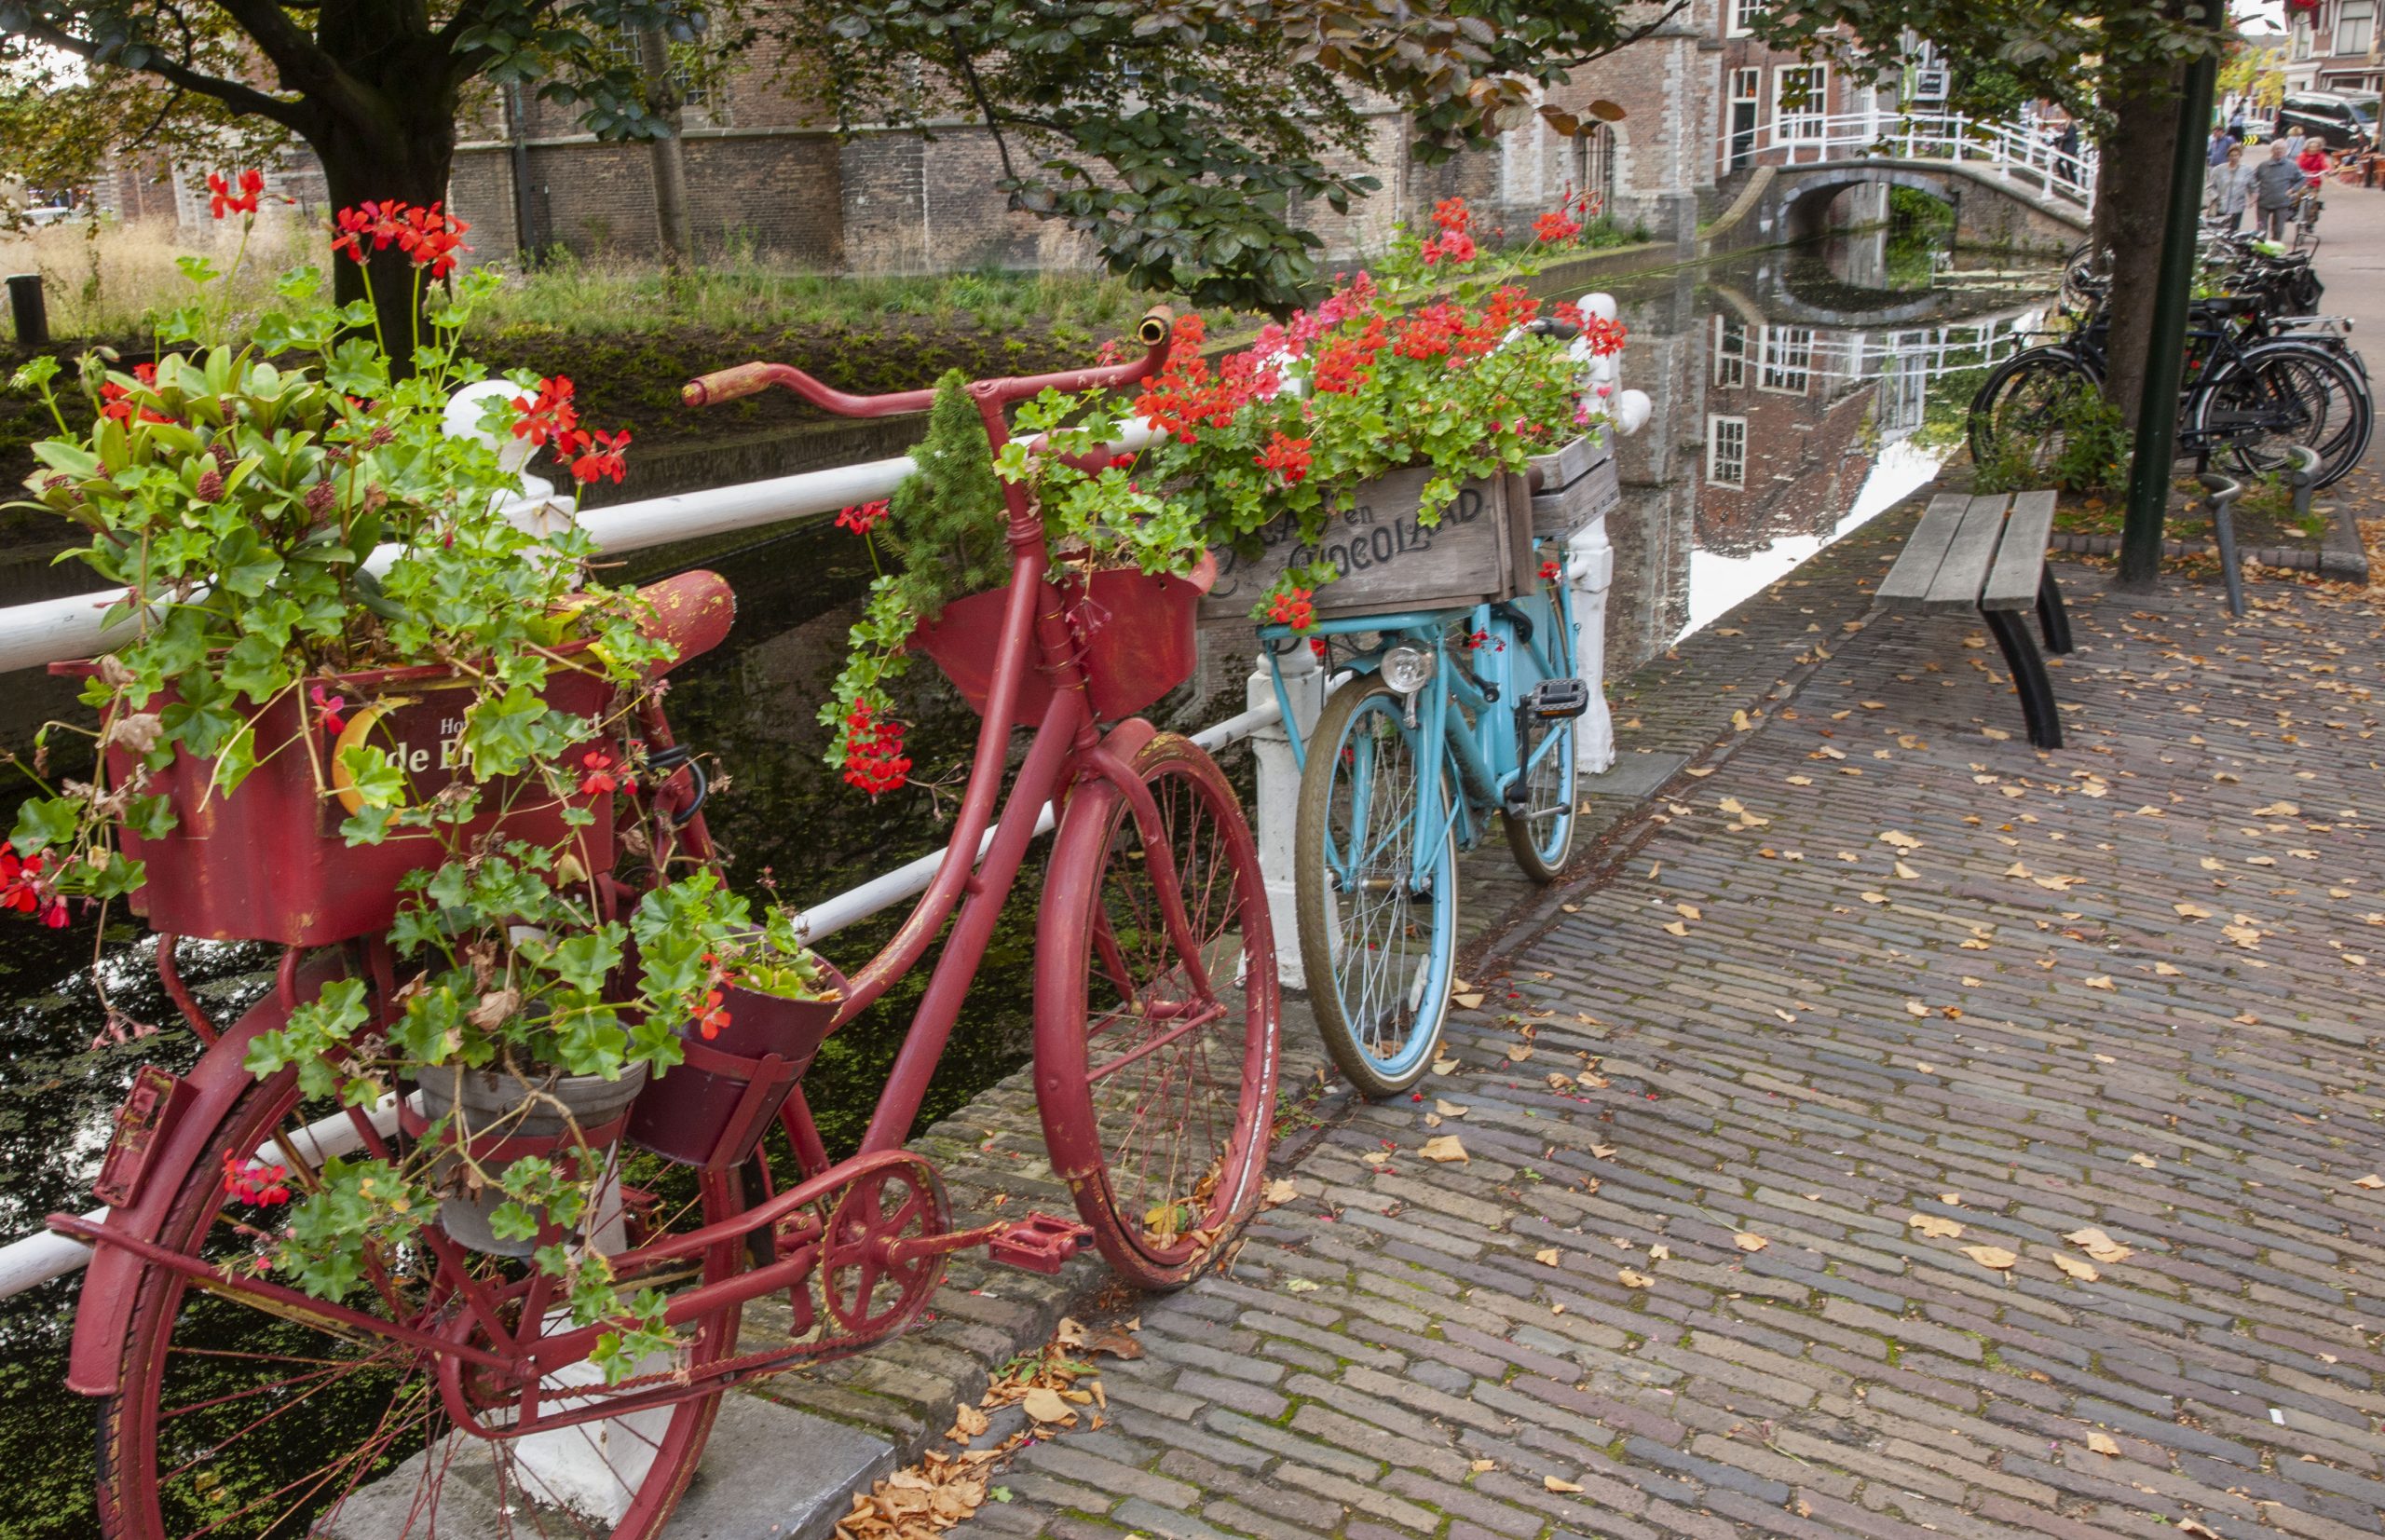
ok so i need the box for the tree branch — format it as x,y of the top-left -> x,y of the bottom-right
210,0 -> 384,133
4,10 -> 314,130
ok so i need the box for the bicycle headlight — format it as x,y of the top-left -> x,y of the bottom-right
1381,646 -> 1436,696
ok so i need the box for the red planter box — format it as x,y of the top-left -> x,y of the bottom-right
626,964 -> 849,1170
913,557 -> 1214,729
61,661 -> 619,947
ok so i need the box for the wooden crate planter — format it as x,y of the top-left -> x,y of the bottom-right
1526,435 -> 1621,540
1201,465 -> 1533,624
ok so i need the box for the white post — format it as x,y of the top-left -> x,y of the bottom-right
1248,643 -> 1325,989
1564,509 -> 1617,778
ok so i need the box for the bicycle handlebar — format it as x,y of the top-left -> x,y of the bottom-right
681,305 -> 1178,416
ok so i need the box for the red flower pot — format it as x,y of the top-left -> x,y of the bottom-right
58,661 -> 619,947
625,963 -> 849,1170
912,554 -> 1215,729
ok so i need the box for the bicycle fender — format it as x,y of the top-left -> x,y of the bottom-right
60,958 -> 337,1397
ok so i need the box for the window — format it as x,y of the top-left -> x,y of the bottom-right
2293,17 -> 2315,61
1706,416 -> 1748,488
606,32 -> 710,108
2339,1 -> 2373,56
1727,68 -> 1761,169
1757,325 -> 1815,393
1774,64 -> 1828,143
1711,316 -> 1749,388
1727,0 -> 1764,36
1574,123 -> 1615,213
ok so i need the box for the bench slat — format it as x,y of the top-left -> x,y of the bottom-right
1982,490 -> 2058,611
1875,494 -> 1974,608
1921,496 -> 2012,614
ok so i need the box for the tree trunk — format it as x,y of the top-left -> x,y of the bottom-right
308,60 -> 463,377
2096,61 -> 2184,429
638,30 -> 696,270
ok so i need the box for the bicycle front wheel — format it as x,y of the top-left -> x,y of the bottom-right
1036,730 -> 1281,1290
2193,341 -> 2374,487
1296,675 -> 1459,1098
99,1034 -> 746,1540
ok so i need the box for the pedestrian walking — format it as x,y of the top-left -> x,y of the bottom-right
2251,138 -> 2305,240
2282,126 -> 2308,163
2208,143 -> 2252,231
2055,119 -> 2081,186
2209,126 -> 2238,167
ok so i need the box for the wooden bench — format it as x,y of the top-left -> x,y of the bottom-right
1875,491 -> 2075,749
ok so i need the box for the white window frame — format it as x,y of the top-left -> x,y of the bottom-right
1757,325 -> 1815,395
1706,415 -> 1748,489
1711,315 -> 1749,388
2293,16 -> 2315,61
2338,0 -> 2373,57
1727,0 -> 1764,37
1773,63 -> 1828,143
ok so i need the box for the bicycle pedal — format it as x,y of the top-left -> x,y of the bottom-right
1522,678 -> 1592,720
989,1212 -> 1094,1275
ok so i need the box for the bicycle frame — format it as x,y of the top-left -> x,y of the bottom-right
54,324 -> 1202,1414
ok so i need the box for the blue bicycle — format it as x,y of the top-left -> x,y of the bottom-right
1262,556 -> 1587,1096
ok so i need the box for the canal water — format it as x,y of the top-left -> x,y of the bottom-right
0,223 -> 2055,1538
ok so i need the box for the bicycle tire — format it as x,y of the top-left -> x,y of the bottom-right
1035,730 -> 1281,1290
1502,575 -> 1580,883
2191,340 -> 2374,488
1968,348 -> 2103,475
1295,674 -> 1459,1098
99,1009 -> 746,1540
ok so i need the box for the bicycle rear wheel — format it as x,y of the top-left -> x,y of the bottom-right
1296,675 -> 1459,1098
1503,576 -> 1580,883
99,1006 -> 745,1539
1969,348 -> 2101,476
2193,341 -> 2374,487
1036,730 -> 1281,1290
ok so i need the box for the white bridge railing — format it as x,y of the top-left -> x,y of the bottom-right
1727,110 -> 2097,208
0,302 -> 1648,1301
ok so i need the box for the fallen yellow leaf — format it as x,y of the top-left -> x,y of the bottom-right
2085,1431 -> 2120,1457
1734,1233 -> 1769,1252
2053,1254 -> 2099,1282
2355,1174 -> 2385,1190
1535,1247 -> 1561,1266
1908,1214 -> 1963,1239
1506,1043 -> 1533,1062
1617,1268 -> 1654,1288
1263,1178 -> 1300,1206
1961,1245 -> 2018,1270
1021,1386 -> 1074,1424
1545,1476 -> 1585,1494
1418,1136 -> 1469,1163
2064,1226 -> 2133,1263
1434,1099 -> 1468,1118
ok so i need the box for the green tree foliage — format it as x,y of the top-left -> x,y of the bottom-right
786,0 -> 1686,312
0,0 -> 735,360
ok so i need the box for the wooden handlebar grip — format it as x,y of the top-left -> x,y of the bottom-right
682,361 -> 777,407
1136,306 -> 1174,348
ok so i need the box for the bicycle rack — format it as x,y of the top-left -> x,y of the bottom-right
2198,471 -> 2246,618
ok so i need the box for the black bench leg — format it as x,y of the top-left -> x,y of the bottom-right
1985,607 -> 2064,750
2036,566 -> 2075,655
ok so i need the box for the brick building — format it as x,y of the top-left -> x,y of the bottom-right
2285,0 -> 2381,98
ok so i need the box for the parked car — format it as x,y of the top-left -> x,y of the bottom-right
2278,92 -> 2376,150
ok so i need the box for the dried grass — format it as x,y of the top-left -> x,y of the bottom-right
0,215 -> 318,345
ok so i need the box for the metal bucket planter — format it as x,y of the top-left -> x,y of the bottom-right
408,1063 -> 651,1257
1200,464 -> 1533,624
912,554 -> 1215,729
56,660 -> 619,947
626,963 -> 850,1171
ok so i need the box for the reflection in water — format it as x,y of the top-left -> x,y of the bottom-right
0,231 -> 2057,1539
1573,238 -> 2053,671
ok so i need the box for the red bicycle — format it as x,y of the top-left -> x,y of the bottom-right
49,309 -> 1281,1538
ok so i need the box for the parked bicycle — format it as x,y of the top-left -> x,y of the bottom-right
51,315 -> 1283,1540
1973,284 -> 2371,489
1261,393 -> 1597,1097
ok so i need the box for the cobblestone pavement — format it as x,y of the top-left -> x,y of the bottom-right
950,550 -> 2385,1540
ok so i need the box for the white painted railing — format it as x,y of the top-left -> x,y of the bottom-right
1725,110 -> 2097,207
0,307 -> 1647,1300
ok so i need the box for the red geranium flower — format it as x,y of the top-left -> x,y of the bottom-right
835,498 -> 891,536
222,1152 -> 293,1206
697,988 -> 733,1040
567,428 -> 632,485
1254,431 -> 1313,484
208,169 -> 264,220
579,749 -> 623,797
0,842 -> 48,918
841,701 -> 912,797
309,684 -> 347,737
1265,585 -> 1316,633
511,376 -> 581,450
